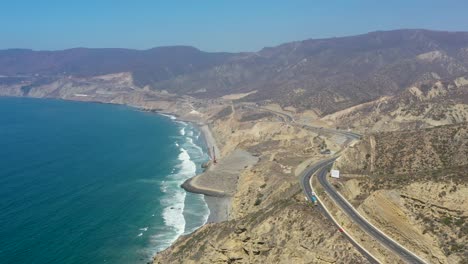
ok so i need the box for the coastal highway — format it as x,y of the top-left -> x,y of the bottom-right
297,129 -> 427,263
245,103 -> 427,263
315,164 -> 427,264
300,158 -> 380,264
248,104 -> 361,141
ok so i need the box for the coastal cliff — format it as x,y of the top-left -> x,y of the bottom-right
2,29 -> 468,263
151,101 -> 369,263
2,70 -> 467,263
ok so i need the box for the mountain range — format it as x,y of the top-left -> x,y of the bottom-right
2,29 -> 468,263
2,29 -> 468,115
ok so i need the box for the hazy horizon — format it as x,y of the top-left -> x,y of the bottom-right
2,28 -> 467,53
2,0 -> 468,52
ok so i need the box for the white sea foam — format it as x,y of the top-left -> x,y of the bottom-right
149,122 -> 211,254
175,120 -> 187,126
159,113 -> 177,120
160,181 -> 167,193
187,137 -> 204,155
158,147 -> 196,249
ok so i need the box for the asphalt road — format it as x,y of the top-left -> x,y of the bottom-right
296,126 -> 426,263
254,105 -> 361,140
316,165 -> 426,264
300,158 -> 380,264
247,103 -> 426,263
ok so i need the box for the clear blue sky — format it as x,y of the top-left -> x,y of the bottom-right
2,0 -> 468,52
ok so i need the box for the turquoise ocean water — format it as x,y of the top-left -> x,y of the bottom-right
0,97 -> 210,264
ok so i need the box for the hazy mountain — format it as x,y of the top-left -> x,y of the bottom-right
153,29 -> 468,114
0,46 -> 234,87
2,29 -> 468,115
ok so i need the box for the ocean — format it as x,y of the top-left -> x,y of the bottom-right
0,97 -> 210,264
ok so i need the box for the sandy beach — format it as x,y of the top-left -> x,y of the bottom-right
182,123 -> 258,223
150,111 -> 234,223
199,124 -> 220,161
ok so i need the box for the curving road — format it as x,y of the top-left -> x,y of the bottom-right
297,126 -> 427,263
245,103 -> 427,263
314,165 -> 427,264
300,158 -> 380,264
254,105 -> 361,141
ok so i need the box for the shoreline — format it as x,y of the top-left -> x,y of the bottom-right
0,96 -> 218,264
149,110 -> 231,223
156,111 -> 231,223
3,95 -> 232,249
184,122 -> 231,223
89,104 -> 233,249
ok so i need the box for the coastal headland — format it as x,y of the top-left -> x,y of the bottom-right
2,30 -> 468,262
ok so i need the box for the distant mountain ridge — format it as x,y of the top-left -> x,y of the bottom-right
0,46 -> 234,87
158,29 -> 468,114
2,29 -> 468,115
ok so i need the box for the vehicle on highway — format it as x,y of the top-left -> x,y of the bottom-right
311,191 -> 318,206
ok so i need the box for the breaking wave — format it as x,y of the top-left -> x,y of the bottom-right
149,119 -> 210,253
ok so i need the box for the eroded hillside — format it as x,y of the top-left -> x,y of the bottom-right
151,30 -> 468,114
322,77 -> 468,132
153,103 -> 369,263
335,124 -> 468,263
153,200 -> 366,264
